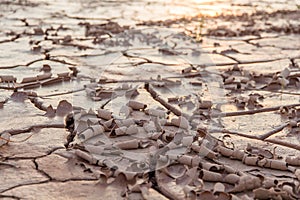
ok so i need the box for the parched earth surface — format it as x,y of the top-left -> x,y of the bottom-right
1,0 -> 300,199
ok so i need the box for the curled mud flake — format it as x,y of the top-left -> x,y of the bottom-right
10,91 -> 28,102
0,75 -> 17,83
254,187 -> 287,200
217,145 -> 234,157
243,155 -> 259,166
78,125 -> 105,142
45,105 -> 55,118
171,116 -> 189,129
197,191 -> 216,200
159,47 -> 184,56
75,149 -> 98,165
126,125 -> 138,135
97,108 -> 112,120
199,169 -> 223,182
189,81 -> 203,86
155,169 -> 186,200
246,143 -> 273,159
57,72 -> 71,78
286,155 -> 300,166
145,108 -> 166,118
281,184 -> 298,199
223,174 -> 240,185
115,118 -> 135,127
114,139 -> 139,150
177,155 -> 193,166
62,35 -> 72,44
127,100 -> 147,110
181,136 -> 194,146
182,66 -> 193,74
40,64 -> 51,72
200,162 -> 223,172
37,73 -> 52,81
33,27 -> 44,35
198,100 -> 213,110
213,182 -> 226,193
163,164 -> 187,179
113,126 -> 128,136
265,159 -> 289,171
231,175 -> 261,193
56,100 -> 73,117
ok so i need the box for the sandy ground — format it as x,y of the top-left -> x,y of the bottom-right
1,0 -> 300,199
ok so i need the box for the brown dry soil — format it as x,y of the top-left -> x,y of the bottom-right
1,0 -> 300,199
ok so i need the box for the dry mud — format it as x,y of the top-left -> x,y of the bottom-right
1,0 -> 300,199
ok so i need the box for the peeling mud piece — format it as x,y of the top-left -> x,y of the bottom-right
155,169 -> 187,200
162,164 -> 187,179
126,125 -> 138,135
198,100 -> 213,109
177,155 -> 193,166
97,108 -> 112,120
171,116 -> 189,129
181,136 -> 194,146
217,145 -> 234,157
57,72 -> 70,78
75,149 -> 97,165
11,91 -> 28,102
286,155 -> 300,166
37,73 -> 52,81
45,105 -> 56,118
158,48 -> 181,56
62,35 -> 72,44
231,175 -> 261,193
78,124 -> 104,141
217,146 -> 244,160
243,156 -> 258,166
115,118 -> 135,127
246,143 -> 273,159
191,143 -> 218,160
119,105 -> 133,118
264,159 -> 288,171
127,100 -> 147,110
0,132 -> 11,146
102,118 -> 113,130
199,169 -> 222,182
145,108 -> 166,118
143,121 -> 157,133
84,21 -> 129,37
0,75 -> 16,83
198,190 -> 231,200
33,27 -> 44,35
115,126 -> 130,136
254,188 -> 287,200
31,97 -> 47,111
56,100 -> 73,117
182,66 -> 193,74
113,125 -> 138,136
213,182 -> 225,193
201,162 -> 223,172
21,76 -> 38,83
40,64 -> 51,72
189,81 -> 202,86
114,139 -> 139,150
223,174 -> 240,184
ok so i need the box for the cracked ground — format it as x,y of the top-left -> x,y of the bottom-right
1,0 -> 300,199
